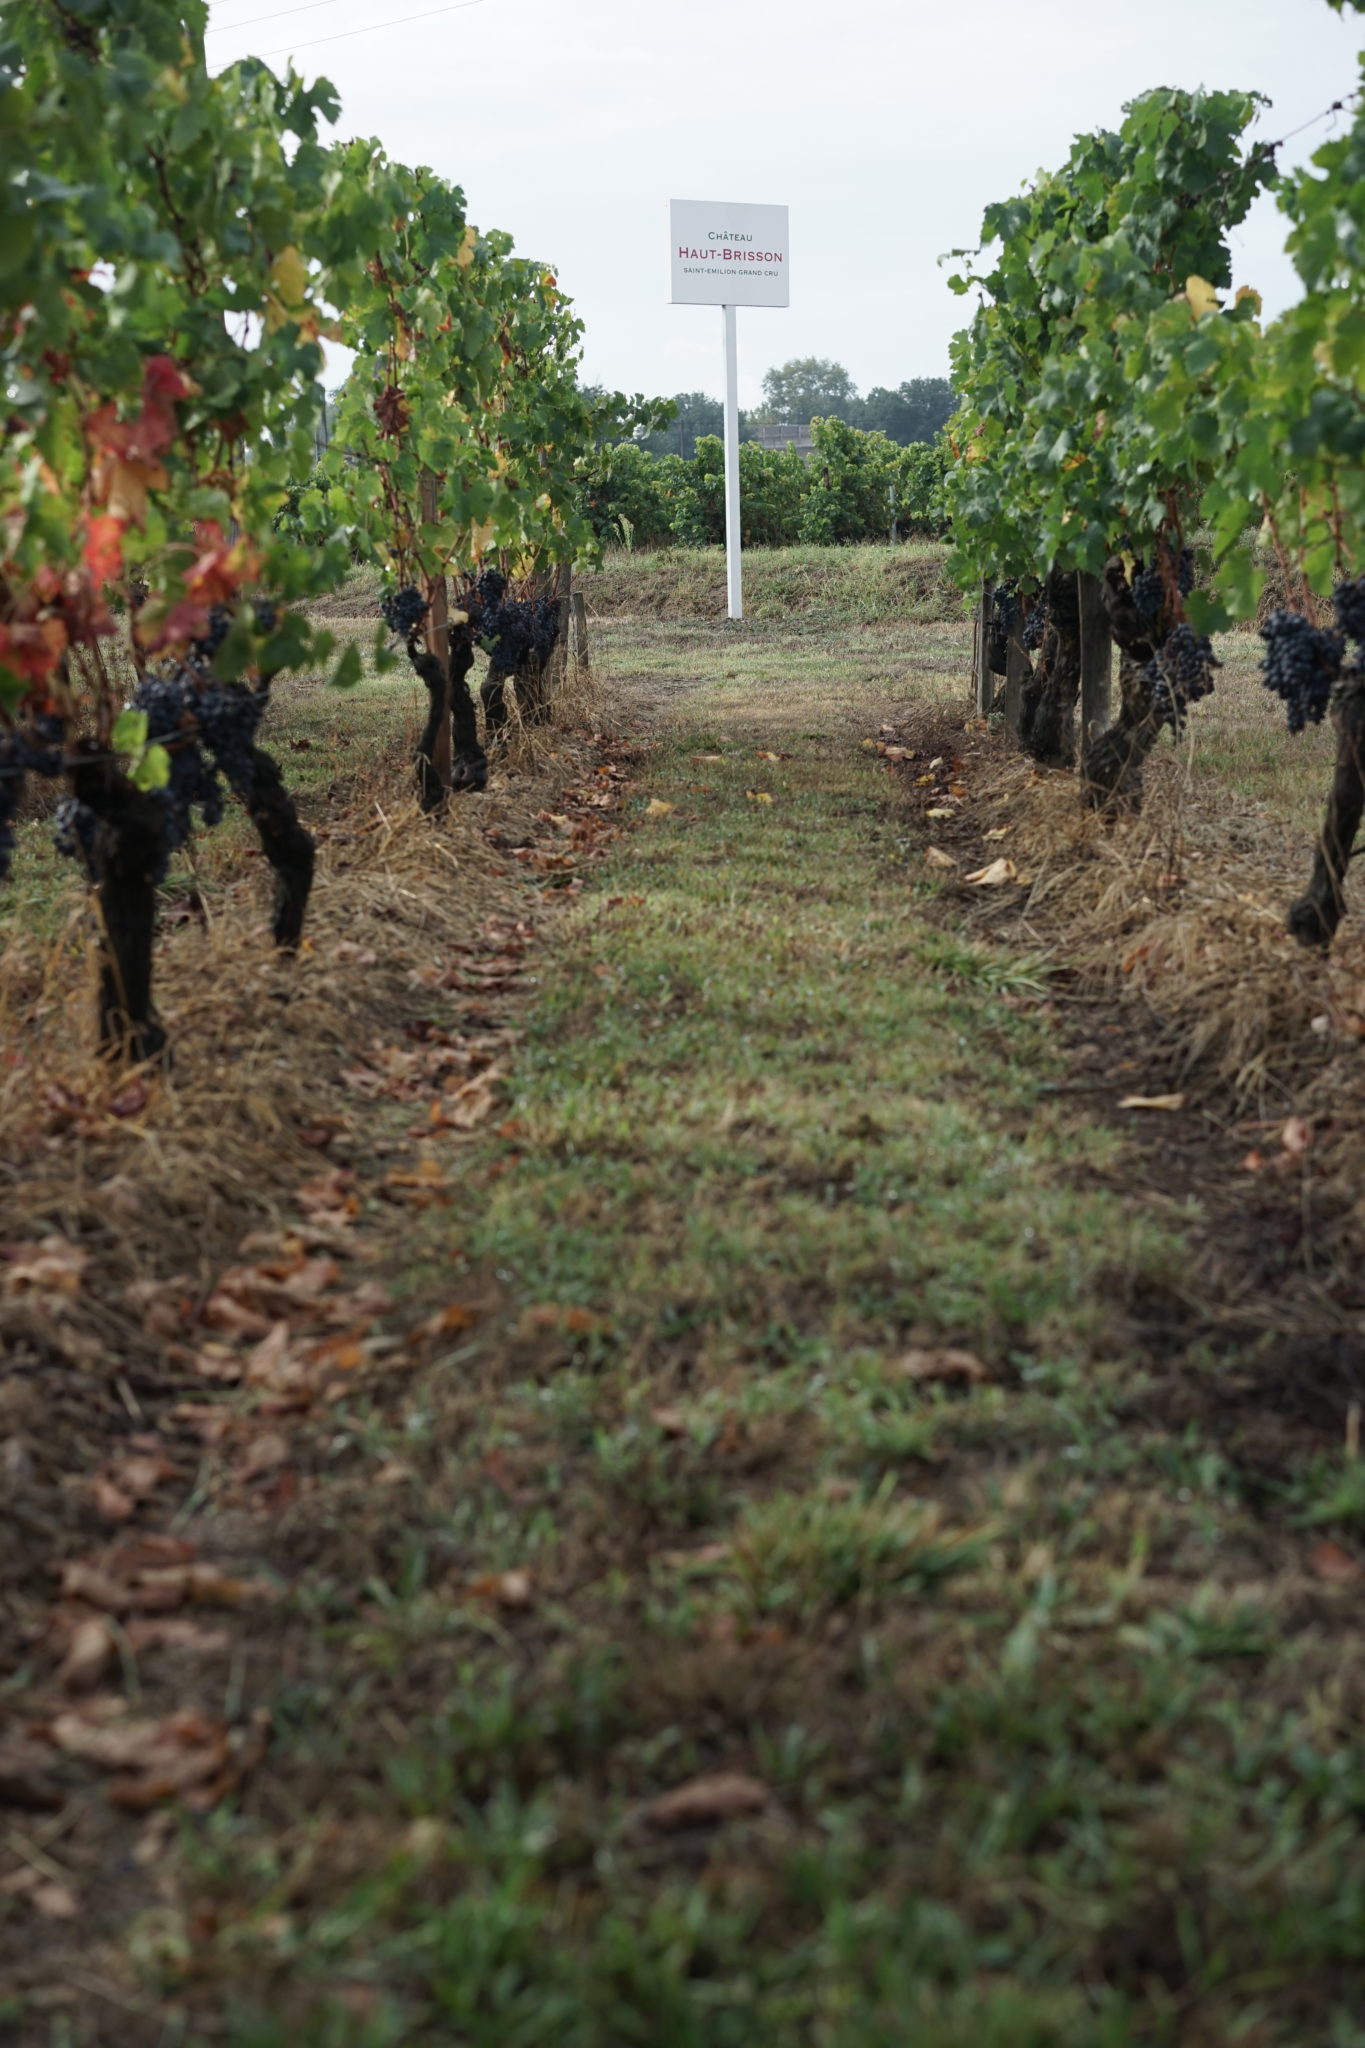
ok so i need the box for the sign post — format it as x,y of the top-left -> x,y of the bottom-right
669,198 -> 789,622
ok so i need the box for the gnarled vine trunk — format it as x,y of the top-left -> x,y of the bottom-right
245,743 -> 315,950
1080,558 -> 1163,813
410,625 -> 487,805
1288,675 -> 1365,948
1019,565 -> 1079,767
481,591 -> 566,744
69,749 -> 167,1064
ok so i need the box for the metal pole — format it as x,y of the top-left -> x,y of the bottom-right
722,303 -> 742,620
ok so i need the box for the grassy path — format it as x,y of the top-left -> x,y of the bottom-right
96,640 -> 1365,2043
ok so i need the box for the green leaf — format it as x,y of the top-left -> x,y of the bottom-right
211,608 -> 257,682
1184,588 -> 1232,635
330,641 -> 363,690
131,741 -> 171,791
111,709 -> 149,756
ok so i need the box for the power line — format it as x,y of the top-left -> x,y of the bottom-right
212,0 -> 492,60
206,1 -> 347,37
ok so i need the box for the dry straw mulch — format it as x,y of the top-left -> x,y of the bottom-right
0,691 -> 617,1660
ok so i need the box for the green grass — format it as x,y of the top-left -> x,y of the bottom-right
579,541 -> 965,627
148,623 -> 1365,2048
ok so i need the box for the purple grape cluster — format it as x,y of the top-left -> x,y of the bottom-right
53,797 -> 97,870
1260,609 -> 1343,732
1022,593 -> 1048,651
1333,576 -> 1365,648
381,584 -> 429,638
475,568 -> 561,673
1141,625 -> 1219,733
1130,548 -> 1195,621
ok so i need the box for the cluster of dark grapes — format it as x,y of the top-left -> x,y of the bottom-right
1334,576 -> 1365,648
1022,593 -> 1048,651
1130,548 -> 1196,621
59,671 -> 267,883
1259,609 -> 1343,733
381,584 -> 429,638
188,599 -> 277,667
475,569 -> 560,672
988,582 -> 1019,672
193,681 -> 265,795
53,797 -> 98,870
1142,624 -> 1218,732
0,728 -> 63,883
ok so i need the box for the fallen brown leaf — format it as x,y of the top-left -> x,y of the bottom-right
1118,1094 -> 1186,1112
895,1347 -> 990,1385
964,857 -> 1018,886
644,798 -> 676,818
1,1236 -> 88,1300
31,1881 -> 79,1920
924,846 -> 957,872
1309,1539 -> 1361,1584
645,1772 -> 769,1830
651,1405 -> 690,1437
59,1617 -> 118,1694
468,1569 -> 533,1610
239,1431 -> 291,1481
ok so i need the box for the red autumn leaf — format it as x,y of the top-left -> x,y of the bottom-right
83,513 -> 125,585
0,617 -> 68,686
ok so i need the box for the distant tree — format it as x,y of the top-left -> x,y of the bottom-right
581,384 -> 678,448
759,357 -> 859,424
636,390 -> 727,459
860,378 -> 957,445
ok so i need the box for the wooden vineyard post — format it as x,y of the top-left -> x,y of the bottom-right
1076,569 -> 1112,746
419,472 -> 452,790
568,592 -> 589,670
547,561 -> 573,711
1002,617 -> 1028,736
975,580 -> 994,715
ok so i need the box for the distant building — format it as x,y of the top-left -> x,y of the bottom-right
751,421 -> 815,460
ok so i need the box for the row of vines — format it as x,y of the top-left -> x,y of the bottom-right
579,422 -> 948,552
0,0 -> 657,1060
944,0 -> 1365,946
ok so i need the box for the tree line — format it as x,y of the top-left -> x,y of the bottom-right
600,363 -> 956,461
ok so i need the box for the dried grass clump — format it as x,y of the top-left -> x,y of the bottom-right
956,741 -> 1352,1107
0,690 -> 600,1357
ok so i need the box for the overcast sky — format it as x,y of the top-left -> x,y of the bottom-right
207,0 -> 1364,408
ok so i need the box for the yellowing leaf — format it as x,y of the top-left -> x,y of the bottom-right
984,826 -> 1010,841
925,806 -> 955,820
1118,1093 -> 1186,1112
964,857 -> 1018,886
268,245 -> 308,308
924,846 -> 957,871
456,224 -> 478,270
1185,274 -> 1220,318
745,789 -> 773,804
644,798 -> 675,818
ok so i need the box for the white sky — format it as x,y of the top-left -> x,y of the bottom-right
206,0 -> 1364,408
